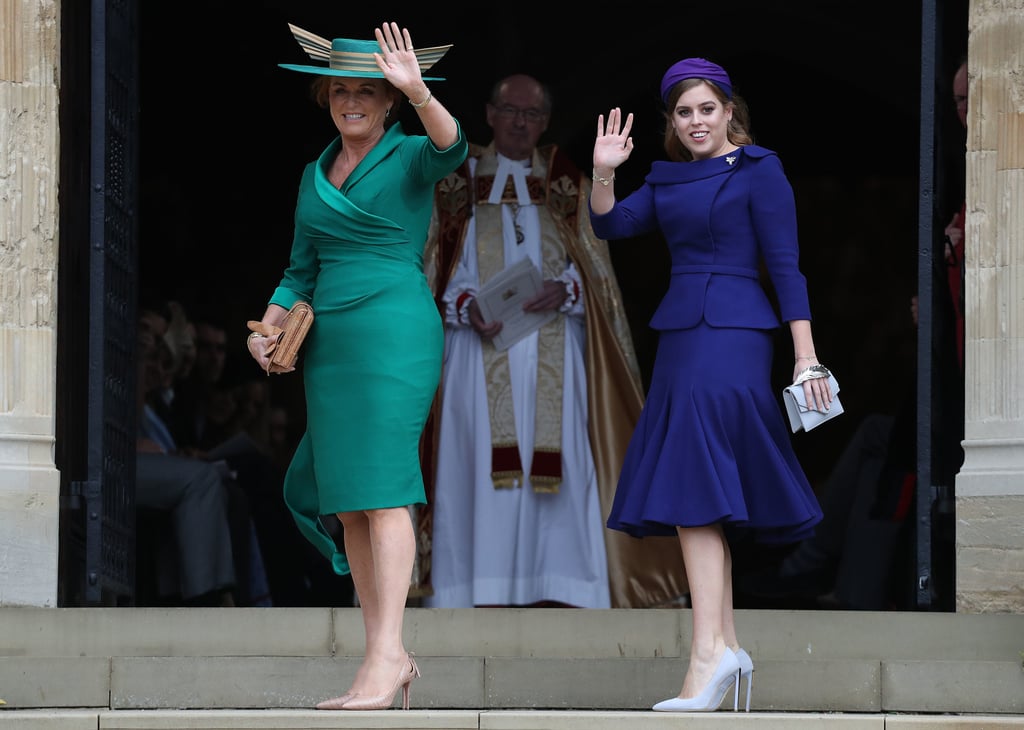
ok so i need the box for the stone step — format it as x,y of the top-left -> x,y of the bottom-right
4,607 -> 1022,660
5,710 -> 1024,729
5,654 -> 1023,714
1,607 -> 1022,717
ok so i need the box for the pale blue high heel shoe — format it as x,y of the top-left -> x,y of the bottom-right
734,648 -> 754,711
652,647 -> 741,712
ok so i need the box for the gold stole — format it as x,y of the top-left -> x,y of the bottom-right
473,154 -> 564,492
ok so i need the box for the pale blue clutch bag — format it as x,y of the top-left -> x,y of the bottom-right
782,373 -> 844,433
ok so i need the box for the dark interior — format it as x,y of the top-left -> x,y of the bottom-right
129,2 -> 970,608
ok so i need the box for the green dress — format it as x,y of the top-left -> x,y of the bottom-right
269,122 -> 468,575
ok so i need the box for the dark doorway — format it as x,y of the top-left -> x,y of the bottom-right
128,2 -> 968,609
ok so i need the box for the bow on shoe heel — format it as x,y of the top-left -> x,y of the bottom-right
335,653 -> 421,711
734,648 -> 754,712
652,647 -> 741,712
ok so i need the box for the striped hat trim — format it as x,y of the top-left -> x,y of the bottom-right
288,23 -> 452,72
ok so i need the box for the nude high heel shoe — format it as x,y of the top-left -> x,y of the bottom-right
734,648 -> 754,711
315,691 -> 353,710
339,653 -> 421,711
652,647 -> 741,712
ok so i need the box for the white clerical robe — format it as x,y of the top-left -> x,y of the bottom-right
424,155 -> 611,608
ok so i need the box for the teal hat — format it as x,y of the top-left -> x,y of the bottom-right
278,24 -> 452,80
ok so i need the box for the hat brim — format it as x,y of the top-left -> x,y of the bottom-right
278,63 -> 446,81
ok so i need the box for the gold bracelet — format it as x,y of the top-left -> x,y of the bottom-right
593,171 -> 615,187
409,90 -> 432,109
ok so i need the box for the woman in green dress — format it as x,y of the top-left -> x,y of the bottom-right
247,21 -> 468,711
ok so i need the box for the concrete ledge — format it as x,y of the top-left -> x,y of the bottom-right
730,610 -> 1024,662
0,657 -> 110,708
6,608 -> 1024,663
48,654 -> 1024,715
111,657 -> 337,709
480,657 -> 878,712
5,608 -> 1024,715
110,656 -> 491,712
882,660 -> 1024,713
99,709 -> 483,729
401,608 -> 683,658
885,716 -> 1024,728
480,711 -> 886,729
747,659 -> 880,712
106,655 -> 887,712
0,710 -> 100,730
1,608 -> 333,658
4,710 -> 1024,729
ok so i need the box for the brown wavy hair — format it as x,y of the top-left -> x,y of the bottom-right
662,78 -> 753,162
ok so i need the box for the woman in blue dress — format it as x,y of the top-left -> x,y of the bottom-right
589,58 -> 832,712
247,22 -> 467,711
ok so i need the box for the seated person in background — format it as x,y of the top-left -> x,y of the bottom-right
148,300 -> 196,424
170,317 -> 236,453
139,307 -> 274,606
167,312 -> 354,607
135,315 -> 239,606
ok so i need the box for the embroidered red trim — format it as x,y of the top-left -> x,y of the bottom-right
455,291 -> 474,321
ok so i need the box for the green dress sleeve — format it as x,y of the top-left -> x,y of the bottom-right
270,163 -> 318,309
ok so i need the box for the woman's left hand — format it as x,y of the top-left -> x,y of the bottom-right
792,361 -> 833,413
374,22 -> 422,92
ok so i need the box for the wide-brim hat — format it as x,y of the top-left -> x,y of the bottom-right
278,24 -> 452,81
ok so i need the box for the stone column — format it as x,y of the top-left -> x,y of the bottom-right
0,0 -> 61,607
956,0 -> 1024,613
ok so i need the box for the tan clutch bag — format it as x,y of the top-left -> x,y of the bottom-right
247,301 -> 314,374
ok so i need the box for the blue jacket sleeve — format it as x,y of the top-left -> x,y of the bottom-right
750,154 -> 811,322
588,181 -> 659,241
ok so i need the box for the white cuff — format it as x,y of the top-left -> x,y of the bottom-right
557,273 -> 582,314
456,291 -> 476,326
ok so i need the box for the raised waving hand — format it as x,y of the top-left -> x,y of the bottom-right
373,22 -> 423,92
593,107 -> 635,172
591,107 -> 634,214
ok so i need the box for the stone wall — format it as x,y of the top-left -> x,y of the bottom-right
955,0 -> 1024,613
956,496 -> 1024,612
0,0 -> 61,607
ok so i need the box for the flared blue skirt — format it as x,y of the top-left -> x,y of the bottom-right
607,322 -> 822,543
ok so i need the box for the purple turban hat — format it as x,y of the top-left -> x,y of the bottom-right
660,57 -> 732,103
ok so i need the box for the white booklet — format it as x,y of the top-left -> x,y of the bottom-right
475,257 -> 557,352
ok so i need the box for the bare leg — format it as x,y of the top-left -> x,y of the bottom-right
677,524 -> 728,698
721,535 -> 739,651
339,506 -> 415,697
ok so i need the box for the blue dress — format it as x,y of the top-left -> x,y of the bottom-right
589,145 -> 822,543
